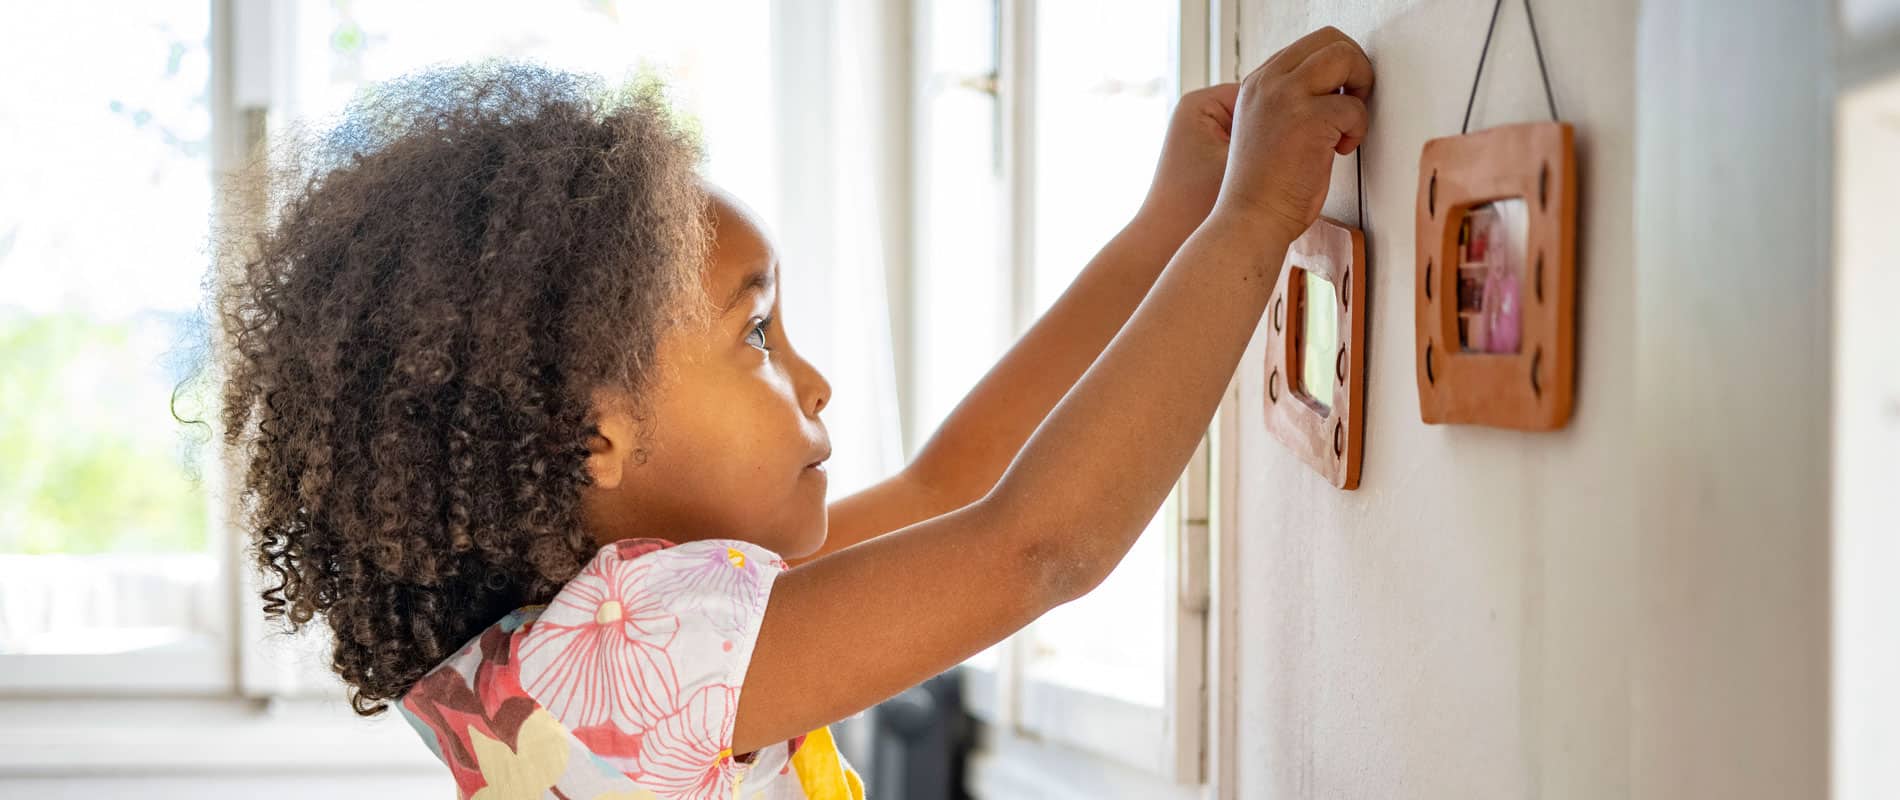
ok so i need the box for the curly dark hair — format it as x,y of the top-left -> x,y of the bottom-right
205,60 -> 711,715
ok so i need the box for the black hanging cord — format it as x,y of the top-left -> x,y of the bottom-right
1460,0 -> 1506,134
1523,0 -> 1558,122
1355,145 -> 1366,231
1460,0 -> 1560,135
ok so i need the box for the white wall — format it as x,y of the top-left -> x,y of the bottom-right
1833,72 -> 1900,800
1229,1 -> 1830,798
1628,1 -> 1831,796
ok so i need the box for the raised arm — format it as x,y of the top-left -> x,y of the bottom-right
788,218 -> 1197,568
791,85 -> 1243,568
732,27 -> 1373,755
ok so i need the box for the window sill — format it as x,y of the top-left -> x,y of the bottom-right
0,650 -> 232,695
0,696 -> 439,775
1016,671 -> 1171,776
967,717 -> 1202,800
958,662 -> 1180,780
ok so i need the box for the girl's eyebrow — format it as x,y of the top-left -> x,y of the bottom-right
719,264 -> 775,315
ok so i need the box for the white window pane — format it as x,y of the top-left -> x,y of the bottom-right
929,0 -> 999,77
0,2 -> 224,658
1030,0 -> 1175,313
1023,0 -> 1178,710
915,0 -> 1009,437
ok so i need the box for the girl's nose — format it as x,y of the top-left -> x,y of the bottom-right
805,365 -> 831,417
779,318 -> 830,417
790,345 -> 830,417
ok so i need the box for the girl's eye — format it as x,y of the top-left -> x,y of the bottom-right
746,316 -> 774,351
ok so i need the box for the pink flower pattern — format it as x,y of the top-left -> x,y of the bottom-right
648,540 -> 772,635
399,537 -> 862,799
518,549 -> 681,734
634,684 -> 745,800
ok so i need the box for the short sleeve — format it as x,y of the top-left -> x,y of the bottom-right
514,537 -> 787,794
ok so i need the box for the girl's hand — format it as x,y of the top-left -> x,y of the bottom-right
1136,82 -> 1242,237
1212,27 -> 1373,243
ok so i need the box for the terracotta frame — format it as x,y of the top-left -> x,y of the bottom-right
1263,217 -> 1367,490
1414,121 -> 1577,430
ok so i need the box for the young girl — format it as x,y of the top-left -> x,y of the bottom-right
214,28 -> 1370,800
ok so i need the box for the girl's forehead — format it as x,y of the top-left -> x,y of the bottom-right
705,190 -> 778,300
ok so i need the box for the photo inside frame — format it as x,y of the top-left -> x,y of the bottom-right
1455,198 -> 1529,354
1296,268 -> 1339,412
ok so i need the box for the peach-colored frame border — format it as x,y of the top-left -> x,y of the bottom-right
1264,217 -> 1367,490
1414,121 -> 1578,430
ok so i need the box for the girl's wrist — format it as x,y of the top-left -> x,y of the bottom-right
1127,202 -> 1209,250
1205,196 -> 1311,252
1192,208 -> 1297,281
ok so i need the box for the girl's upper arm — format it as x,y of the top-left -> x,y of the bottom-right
729,497 -> 1054,754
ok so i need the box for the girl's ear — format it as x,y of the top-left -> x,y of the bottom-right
584,389 -> 638,490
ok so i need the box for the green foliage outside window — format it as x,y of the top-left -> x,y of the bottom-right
0,310 -> 210,554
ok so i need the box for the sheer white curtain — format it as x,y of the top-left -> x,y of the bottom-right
769,0 -> 908,499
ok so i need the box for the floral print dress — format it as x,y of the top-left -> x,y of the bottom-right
399,537 -> 866,800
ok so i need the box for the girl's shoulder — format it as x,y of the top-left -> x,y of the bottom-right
586,535 -> 791,582
396,536 -> 811,798
486,536 -> 792,632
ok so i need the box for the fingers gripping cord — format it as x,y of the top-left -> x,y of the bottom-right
1332,87 -> 1366,232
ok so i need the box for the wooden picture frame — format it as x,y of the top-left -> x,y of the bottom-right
1414,121 -> 1578,430
1264,217 -> 1367,490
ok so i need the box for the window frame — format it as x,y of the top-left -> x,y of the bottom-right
0,0 -> 369,705
0,0 -> 246,700
0,2 -> 437,776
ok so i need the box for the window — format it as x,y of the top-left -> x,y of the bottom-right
0,0 -> 230,693
0,0 -> 786,703
910,0 -> 1211,783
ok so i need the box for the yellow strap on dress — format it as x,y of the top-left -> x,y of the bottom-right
789,725 -> 866,799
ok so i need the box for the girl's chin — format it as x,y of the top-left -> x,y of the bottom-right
785,521 -> 827,561
778,540 -> 823,562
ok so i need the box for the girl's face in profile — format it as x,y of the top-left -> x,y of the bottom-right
581,185 -> 833,558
